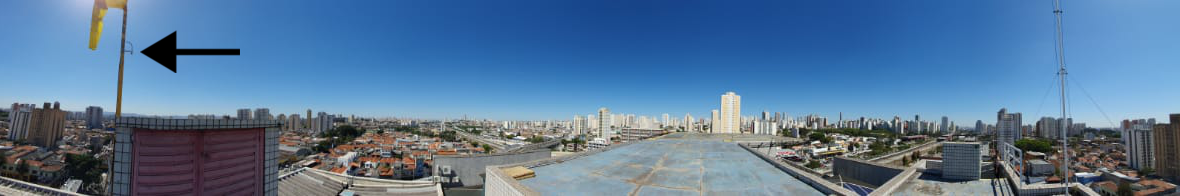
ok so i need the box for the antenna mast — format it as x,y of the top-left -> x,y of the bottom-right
1052,0 -> 1070,194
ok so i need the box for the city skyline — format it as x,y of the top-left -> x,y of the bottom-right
4,0 -> 1180,125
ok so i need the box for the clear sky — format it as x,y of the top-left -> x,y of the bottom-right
2,0 -> 1178,126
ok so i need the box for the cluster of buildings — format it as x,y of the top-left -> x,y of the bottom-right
289,130 -> 487,180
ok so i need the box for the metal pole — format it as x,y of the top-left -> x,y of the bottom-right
116,5 -> 127,119
109,5 -> 127,196
1052,0 -> 1070,194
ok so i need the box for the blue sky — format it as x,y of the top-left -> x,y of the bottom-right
2,0 -> 1178,126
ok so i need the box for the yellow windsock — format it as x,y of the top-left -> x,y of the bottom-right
89,0 -> 127,50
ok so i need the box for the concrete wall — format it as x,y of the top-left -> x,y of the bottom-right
432,150 -> 551,187
833,156 -> 905,187
738,144 -> 856,196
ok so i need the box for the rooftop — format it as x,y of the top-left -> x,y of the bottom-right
890,172 -> 1014,196
516,138 -> 824,196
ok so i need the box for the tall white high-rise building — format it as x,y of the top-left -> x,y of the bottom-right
684,113 -> 695,132
719,92 -> 741,134
254,108 -> 271,121
997,108 -> 1022,147
86,106 -> 104,129
661,113 -> 670,128
573,115 -> 586,137
237,108 -> 252,120
597,108 -> 612,143
710,110 -> 720,133
1124,118 -> 1156,170
8,103 -> 35,140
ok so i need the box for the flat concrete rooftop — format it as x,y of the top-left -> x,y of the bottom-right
518,137 -> 825,196
890,173 -> 1014,196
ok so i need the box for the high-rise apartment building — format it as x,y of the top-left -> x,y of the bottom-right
1036,117 -> 1067,140
997,108 -> 1022,147
8,103 -> 35,141
941,116 -> 949,133
28,102 -> 66,148
710,110 -> 720,133
1153,114 -> 1180,182
237,108 -> 252,120
597,108 -> 612,143
276,114 -> 287,131
975,120 -> 984,134
1125,127 -> 1155,170
86,106 -> 104,129
288,114 -> 301,131
719,92 -> 741,134
684,113 -> 694,132
312,112 -> 334,134
306,109 -> 313,129
572,115 -> 586,137
254,108 -> 271,121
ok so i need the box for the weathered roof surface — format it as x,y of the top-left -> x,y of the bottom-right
278,168 -> 442,196
518,139 -> 825,196
889,172 -> 1014,196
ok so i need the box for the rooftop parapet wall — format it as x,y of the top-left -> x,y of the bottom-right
738,143 -> 857,196
833,156 -> 905,187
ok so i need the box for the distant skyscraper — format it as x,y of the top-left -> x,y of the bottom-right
684,113 -> 695,132
975,120 -> 984,134
86,106 -> 104,129
573,115 -> 586,136
254,108 -> 271,121
1153,114 -> 1180,181
711,110 -> 720,134
306,109 -> 313,129
237,108 -> 252,120
997,108 -> 1022,147
276,114 -> 287,131
28,102 -> 66,148
719,92 -> 741,134
312,112 -> 334,134
662,113 -> 671,128
288,114 -> 301,131
597,108 -> 612,143
941,116 -> 949,133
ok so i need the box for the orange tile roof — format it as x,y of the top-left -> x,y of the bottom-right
330,167 -> 347,174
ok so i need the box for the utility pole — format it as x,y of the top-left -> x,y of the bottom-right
1052,0 -> 1070,194
116,4 -> 128,119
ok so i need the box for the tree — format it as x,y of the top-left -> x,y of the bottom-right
16,161 -> 29,181
1141,167 -> 1156,177
482,144 -> 493,153
912,151 -> 921,161
65,154 -> 103,184
1014,139 -> 1053,153
902,157 -> 910,166
376,129 -> 385,135
314,140 -> 333,153
806,160 -> 822,169
809,133 -> 826,142
1117,181 -> 1133,196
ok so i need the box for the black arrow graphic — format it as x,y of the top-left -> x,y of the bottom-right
141,31 -> 240,73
